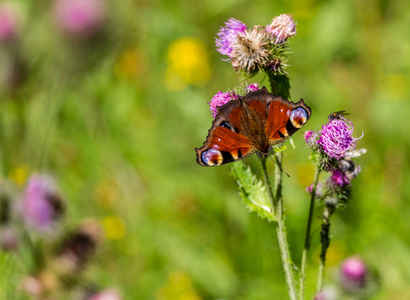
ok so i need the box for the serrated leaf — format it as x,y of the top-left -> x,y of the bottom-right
230,161 -> 275,222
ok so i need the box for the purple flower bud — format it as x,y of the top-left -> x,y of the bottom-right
313,287 -> 338,300
340,256 -> 367,291
209,91 -> 238,118
22,174 -> 64,232
266,14 -> 296,44
306,182 -> 323,198
0,3 -> 19,43
304,130 -> 319,149
317,116 -> 362,160
53,0 -> 106,37
215,18 -> 247,58
246,83 -> 260,93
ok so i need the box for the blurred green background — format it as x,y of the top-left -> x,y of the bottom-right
1,0 -> 410,299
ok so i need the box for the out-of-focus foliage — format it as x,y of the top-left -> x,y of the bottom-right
1,0 -> 410,299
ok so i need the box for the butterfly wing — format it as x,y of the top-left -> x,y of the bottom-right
196,98 -> 257,167
195,126 -> 256,166
266,97 -> 311,145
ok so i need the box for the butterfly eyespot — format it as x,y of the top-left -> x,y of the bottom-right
201,148 -> 223,166
290,107 -> 308,128
220,121 -> 232,130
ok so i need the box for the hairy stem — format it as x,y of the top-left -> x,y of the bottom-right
262,153 -> 297,300
317,205 -> 335,292
299,167 -> 321,300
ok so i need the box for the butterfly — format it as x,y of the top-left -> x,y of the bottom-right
196,87 -> 312,166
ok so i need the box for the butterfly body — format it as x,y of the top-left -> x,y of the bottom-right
196,87 -> 312,167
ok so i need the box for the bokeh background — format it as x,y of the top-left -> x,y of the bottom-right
1,0 -> 410,299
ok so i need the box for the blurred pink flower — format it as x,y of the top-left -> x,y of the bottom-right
87,289 -> 122,300
0,3 -> 19,43
340,256 -> 367,291
53,0 -> 106,37
22,174 -> 64,232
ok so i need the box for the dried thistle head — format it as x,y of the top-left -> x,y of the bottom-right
230,26 -> 270,74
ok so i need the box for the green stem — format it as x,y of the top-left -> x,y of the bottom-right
262,153 -> 297,300
316,205 -> 335,292
261,156 -> 276,214
299,167 -> 321,300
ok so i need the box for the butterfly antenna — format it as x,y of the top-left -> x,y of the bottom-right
269,155 -> 290,178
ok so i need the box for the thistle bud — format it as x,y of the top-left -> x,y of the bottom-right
339,256 -> 367,292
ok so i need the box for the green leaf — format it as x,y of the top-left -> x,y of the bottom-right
230,161 -> 275,222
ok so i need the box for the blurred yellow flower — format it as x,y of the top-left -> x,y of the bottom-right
114,48 -> 147,79
9,165 -> 28,186
156,271 -> 201,300
103,215 -> 126,240
94,179 -> 119,209
165,37 -> 212,91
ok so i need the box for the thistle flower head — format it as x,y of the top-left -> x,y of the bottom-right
209,90 -> 238,118
22,174 -> 65,232
266,14 -> 296,44
340,256 -> 367,291
230,26 -> 270,73
215,18 -> 247,58
317,116 -> 361,160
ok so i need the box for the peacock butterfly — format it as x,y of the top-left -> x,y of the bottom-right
195,87 -> 312,166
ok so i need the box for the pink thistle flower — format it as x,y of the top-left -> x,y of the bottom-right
266,14 -> 296,44
22,174 -> 64,232
209,91 -> 238,118
317,117 -> 362,160
215,18 -> 247,58
340,256 -> 367,291
53,0 -> 106,37
0,3 -> 19,43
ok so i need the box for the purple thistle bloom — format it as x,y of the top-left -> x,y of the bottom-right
22,174 -> 64,232
340,256 -> 367,291
266,14 -> 296,44
209,91 -> 238,118
215,18 -> 247,58
317,117 -> 361,160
